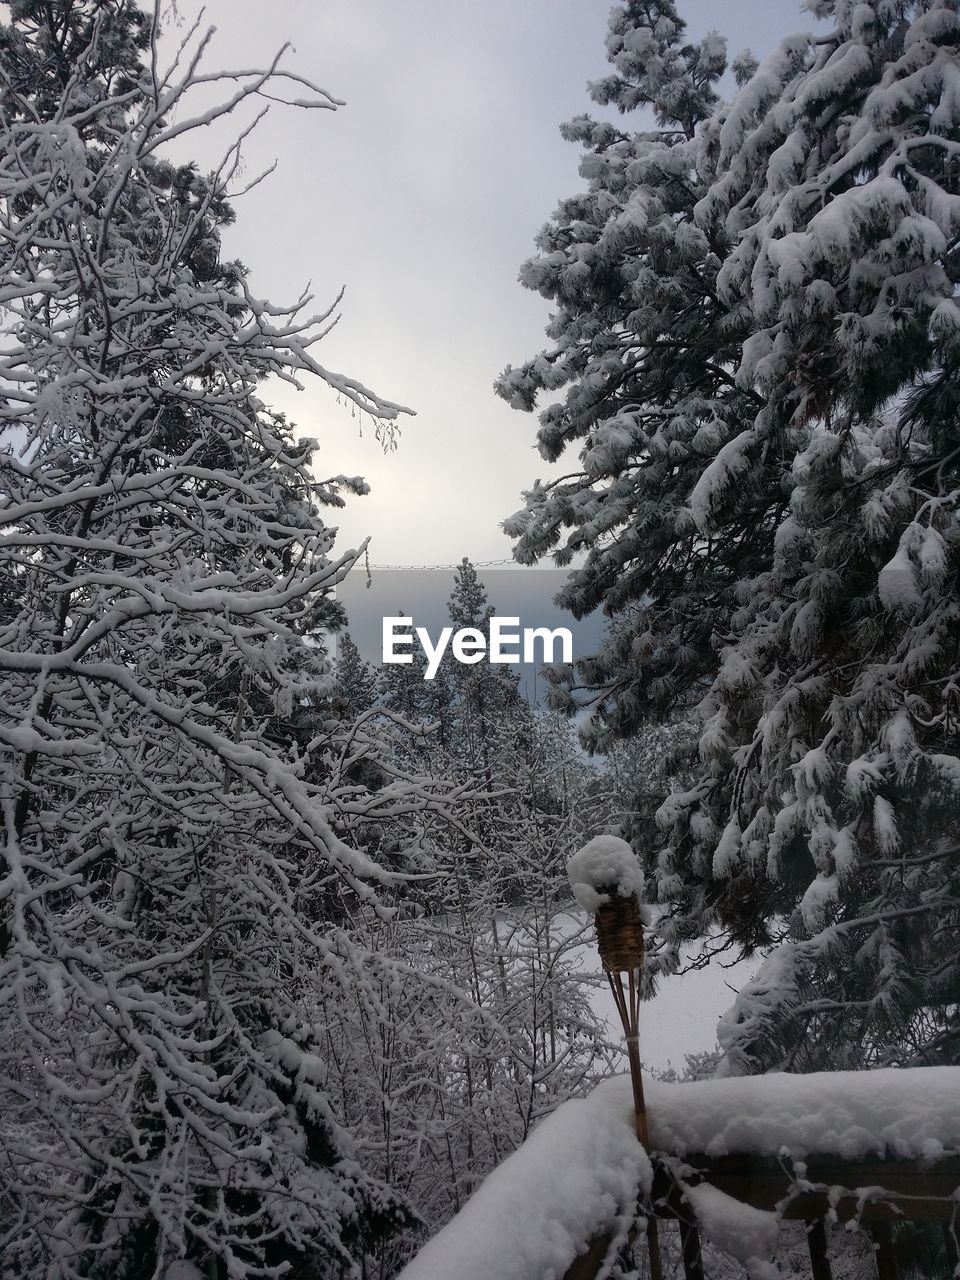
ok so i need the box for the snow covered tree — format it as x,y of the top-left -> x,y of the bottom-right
494,1 -> 776,743
685,0 -> 960,1073
501,0 -> 960,1072
373,560 -> 538,845
311,874 -> 613,1278
334,631 -> 377,720
442,559 -> 533,800
321,567 -> 616,1268
603,715 -> 698,853
0,5 -> 462,1276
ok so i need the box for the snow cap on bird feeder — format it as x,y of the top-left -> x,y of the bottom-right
567,834 -> 649,972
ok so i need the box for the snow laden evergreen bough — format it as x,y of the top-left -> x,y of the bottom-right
497,0 -> 960,1076
0,3 -> 468,1276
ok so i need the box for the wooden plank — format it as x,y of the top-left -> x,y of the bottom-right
807,1217 -> 833,1280
655,1155 -> 960,1223
679,1218 -> 705,1280
871,1220 -> 899,1280
646,1218 -> 664,1280
941,1222 -> 959,1272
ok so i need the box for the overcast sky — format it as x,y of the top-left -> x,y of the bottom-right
168,0 -> 821,568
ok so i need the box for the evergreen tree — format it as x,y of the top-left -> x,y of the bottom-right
500,0 -> 960,1071
687,0 -> 960,1073
442,558 -> 532,802
495,2 -> 777,740
374,620 -> 456,779
335,631 -> 378,720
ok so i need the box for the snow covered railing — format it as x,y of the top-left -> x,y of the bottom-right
394,1079 -> 650,1280
396,1068 -> 960,1280
398,840 -> 960,1279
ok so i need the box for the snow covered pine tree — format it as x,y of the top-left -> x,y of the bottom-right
499,0 -> 960,1072
0,3 -> 458,1275
320,561 -> 613,1269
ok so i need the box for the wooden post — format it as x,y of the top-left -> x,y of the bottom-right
807,1218 -> 833,1280
644,1220 -> 663,1280
871,1220 -> 899,1280
941,1222 -> 959,1274
659,1169 -> 704,1280
678,1216 -> 705,1280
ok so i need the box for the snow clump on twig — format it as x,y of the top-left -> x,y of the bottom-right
567,834 -> 647,914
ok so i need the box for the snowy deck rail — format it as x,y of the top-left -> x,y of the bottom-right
396,1068 -> 960,1280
